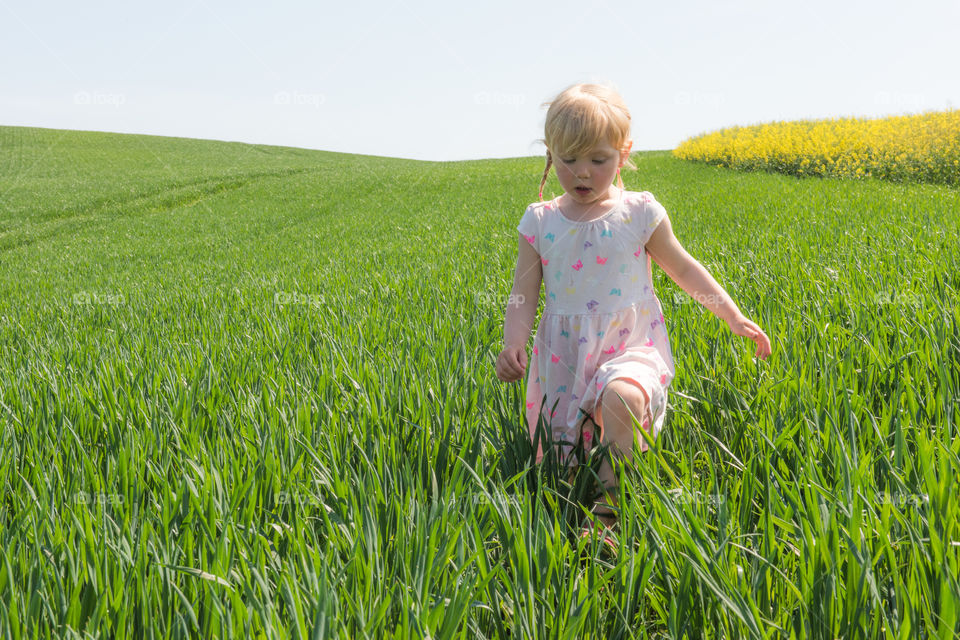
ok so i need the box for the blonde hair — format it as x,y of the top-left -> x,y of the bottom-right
537,83 -> 637,200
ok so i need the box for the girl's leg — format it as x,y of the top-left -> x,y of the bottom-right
590,378 -> 652,525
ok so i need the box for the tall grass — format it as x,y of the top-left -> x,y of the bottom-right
0,126 -> 958,638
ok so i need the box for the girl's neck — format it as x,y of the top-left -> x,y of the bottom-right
558,186 -> 622,221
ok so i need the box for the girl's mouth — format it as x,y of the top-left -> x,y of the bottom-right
575,186 -> 591,194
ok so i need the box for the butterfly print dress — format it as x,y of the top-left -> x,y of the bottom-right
516,188 -> 675,465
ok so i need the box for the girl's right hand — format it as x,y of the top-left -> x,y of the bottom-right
496,345 -> 528,383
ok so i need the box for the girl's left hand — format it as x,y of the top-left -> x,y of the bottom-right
727,314 -> 772,360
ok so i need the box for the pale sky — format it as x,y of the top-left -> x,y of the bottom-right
2,0 -> 958,161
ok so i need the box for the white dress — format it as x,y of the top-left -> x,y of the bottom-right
516,188 -> 675,465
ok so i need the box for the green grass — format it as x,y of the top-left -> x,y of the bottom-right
1,124 -> 959,639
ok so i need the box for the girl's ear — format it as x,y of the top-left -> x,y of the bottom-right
620,139 -> 633,165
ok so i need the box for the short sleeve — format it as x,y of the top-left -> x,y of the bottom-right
516,205 -> 540,255
639,192 -> 668,247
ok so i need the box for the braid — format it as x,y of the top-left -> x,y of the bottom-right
539,150 -> 552,201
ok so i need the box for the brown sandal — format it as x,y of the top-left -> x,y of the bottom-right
579,515 -> 618,552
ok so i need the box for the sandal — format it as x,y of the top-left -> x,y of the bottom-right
579,519 -> 618,553
579,504 -> 619,552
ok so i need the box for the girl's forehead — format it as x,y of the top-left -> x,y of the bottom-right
556,141 -> 619,155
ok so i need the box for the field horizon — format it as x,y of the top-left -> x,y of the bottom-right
1,123 -> 679,164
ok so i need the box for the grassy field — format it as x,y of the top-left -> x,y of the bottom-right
1,125 -> 958,638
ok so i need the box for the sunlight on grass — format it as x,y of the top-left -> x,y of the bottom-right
0,126 -> 958,638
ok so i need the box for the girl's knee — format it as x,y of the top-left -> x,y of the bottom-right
595,378 -> 651,444
600,378 -> 649,418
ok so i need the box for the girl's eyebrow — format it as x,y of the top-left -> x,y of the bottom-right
562,150 -> 611,158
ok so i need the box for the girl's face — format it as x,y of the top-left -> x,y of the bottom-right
553,140 -> 629,207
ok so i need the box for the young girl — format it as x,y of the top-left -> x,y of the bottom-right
495,83 -> 771,545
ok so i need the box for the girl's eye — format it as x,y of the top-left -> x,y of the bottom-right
562,158 -> 575,164
592,158 -> 607,164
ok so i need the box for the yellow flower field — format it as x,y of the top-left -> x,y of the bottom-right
673,109 -> 960,186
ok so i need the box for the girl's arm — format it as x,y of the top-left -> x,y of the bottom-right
503,234 -> 543,349
645,216 -> 772,359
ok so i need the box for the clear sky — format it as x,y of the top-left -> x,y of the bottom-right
2,0 -> 958,161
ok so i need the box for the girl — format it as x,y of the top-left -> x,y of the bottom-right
495,83 -> 771,546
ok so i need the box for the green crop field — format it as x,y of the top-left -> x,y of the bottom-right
1,125 -> 958,638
